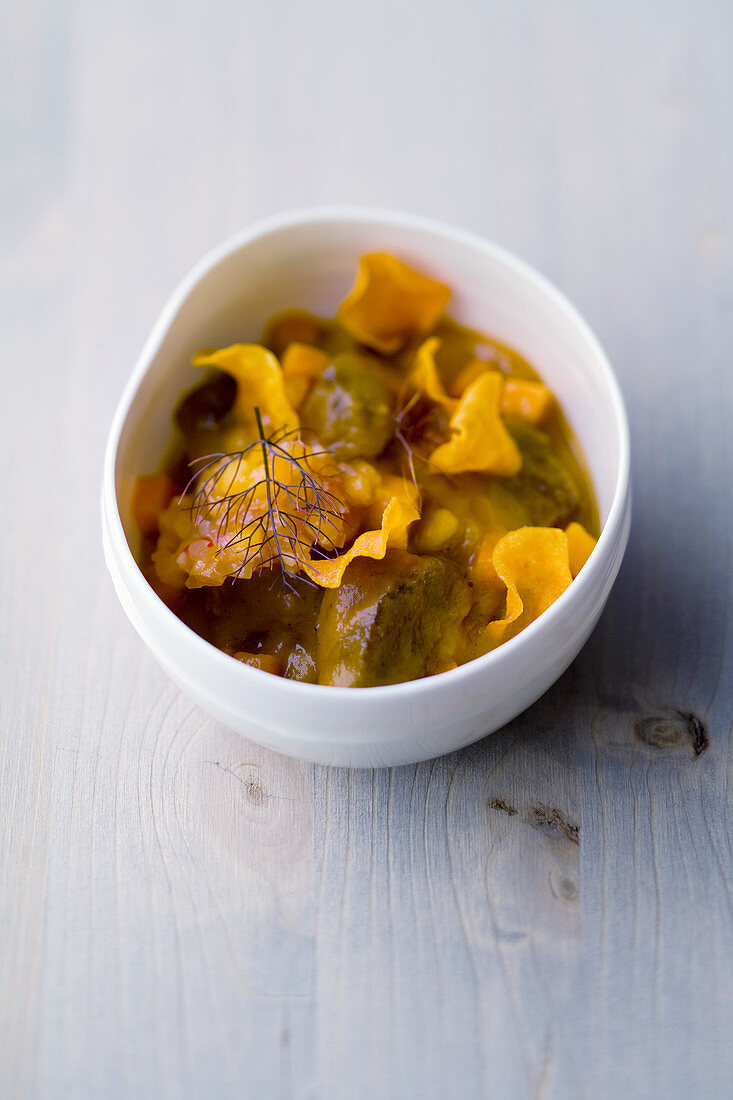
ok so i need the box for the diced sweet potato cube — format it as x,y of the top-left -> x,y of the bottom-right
232,651 -> 284,676
501,378 -> 553,424
132,474 -> 178,536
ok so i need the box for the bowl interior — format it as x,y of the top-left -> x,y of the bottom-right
114,214 -> 623,559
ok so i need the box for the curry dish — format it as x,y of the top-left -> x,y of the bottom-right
132,254 -> 599,687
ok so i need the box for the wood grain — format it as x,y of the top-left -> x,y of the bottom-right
2,0 -> 732,1096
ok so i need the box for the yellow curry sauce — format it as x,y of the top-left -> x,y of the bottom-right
132,254 -> 599,687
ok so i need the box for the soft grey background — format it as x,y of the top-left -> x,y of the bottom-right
2,1 -> 732,1097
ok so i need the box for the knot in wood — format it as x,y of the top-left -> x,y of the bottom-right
634,710 -> 709,756
549,867 -> 579,902
525,803 -> 579,845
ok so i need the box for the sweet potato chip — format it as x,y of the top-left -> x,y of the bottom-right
338,254 -> 450,354
192,344 -> 299,435
430,372 -> 522,476
301,495 -> 420,588
486,527 -> 572,645
409,338 -> 455,410
565,521 -> 597,577
363,472 -> 421,533
281,342 -> 329,409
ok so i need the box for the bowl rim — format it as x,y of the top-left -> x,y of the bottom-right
102,204 -> 631,705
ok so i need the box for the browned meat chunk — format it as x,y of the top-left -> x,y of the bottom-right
506,420 -> 579,527
301,351 -> 394,458
316,550 -> 471,687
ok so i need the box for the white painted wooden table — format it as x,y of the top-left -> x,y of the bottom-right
3,2 -> 732,1096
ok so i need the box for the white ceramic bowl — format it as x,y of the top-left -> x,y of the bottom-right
102,207 -> 630,767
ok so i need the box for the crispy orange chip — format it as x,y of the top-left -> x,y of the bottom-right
362,472 -> 420,533
338,254 -> 450,355
487,527 -> 572,645
192,344 -> 299,435
281,342 -> 329,409
301,495 -> 420,588
409,337 -> 455,410
430,372 -> 522,476
565,521 -> 597,577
